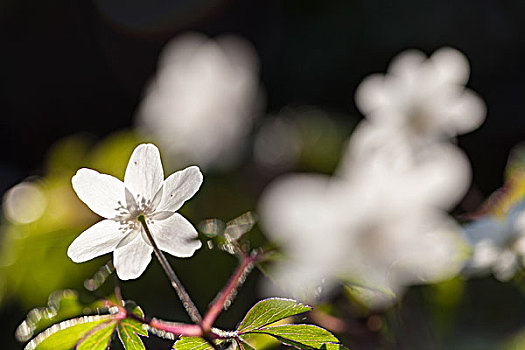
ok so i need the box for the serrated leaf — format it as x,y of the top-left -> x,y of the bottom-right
117,306 -> 148,350
24,315 -> 113,350
237,298 -> 311,333
237,332 -> 280,350
247,324 -> 340,350
16,289 -> 86,342
172,336 -> 234,350
237,338 -> 257,350
173,337 -> 210,350
77,321 -> 117,350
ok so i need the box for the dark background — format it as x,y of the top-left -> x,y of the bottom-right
2,0 -> 525,194
2,1 -> 525,349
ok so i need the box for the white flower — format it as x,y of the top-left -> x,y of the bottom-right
67,143 -> 203,280
463,200 -> 525,281
259,131 -> 467,307
355,47 -> 486,143
338,121 -> 471,210
136,33 -> 261,170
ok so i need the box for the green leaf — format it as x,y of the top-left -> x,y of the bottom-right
23,315 -> 113,350
237,338 -> 257,350
237,333 -> 280,350
173,337 -> 210,350
237,298 -> 311,333
16,290 -> 86,342
172,336 -> 237,350
77,321 -> 117,350
117,305 -> 148,350
23,299 -> 149,350
246,324 -> 341,350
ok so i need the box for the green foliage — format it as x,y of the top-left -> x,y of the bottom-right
236,298 -> 346,350
24,315 -> 113,350
173,298 -> 345,350
16,290 -> 87,342
77,321 -> 116,350
238,333 -> 280,350
247,324 -> 340,350
172,337 -> 213,350
21,297 -> 148,350
237,298 -> 311,333
237,338 -> 257,350
117,306 -> 148,350
172,337 -> 234,350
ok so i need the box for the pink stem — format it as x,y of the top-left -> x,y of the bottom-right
201,253 -> 258,332
149,319 -> 204,337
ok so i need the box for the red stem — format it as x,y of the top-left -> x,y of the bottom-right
120,251 -> 261,344
201,253 -> 258,332
149,319 -> 204,337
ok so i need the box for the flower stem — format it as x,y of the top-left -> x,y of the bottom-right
127,312 -> 222,349
201,252 -> 258,332
138,215 -> 202,323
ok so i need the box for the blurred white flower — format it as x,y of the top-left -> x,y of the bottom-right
463,200 -> 525,281
136,33 -> 261,170
355,47 -> 486,143
259,130 -> 467,307
68,143 -> 202,280
338,122 -> 471,210
259,46 -> 483,307
258,174 -> 345,301
3,181 -> 47,224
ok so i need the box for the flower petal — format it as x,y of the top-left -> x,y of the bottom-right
388,49 -> 426,80
113,233 -> 153,280
124,144 -> 164,201
444,89 -> 486,135
67,219 -> 124,262
355,74 -> 392,115
430,47 -> 470,86
72,169 -> 126,219
149,213 -> 202,257
157,166 -> 203,212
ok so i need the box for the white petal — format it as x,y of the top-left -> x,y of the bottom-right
444,89 -> 486,135
149,213 -> 202,257
430,47 -> 470,86
355,74 -> 392,115
388,49 -> 426,80
113,234 -> 153,280
72,169 -> 126,219
124,144 -> 164,201
258,173 -> 335,246
67,220 -> 124,262
470,240 -> 500,270
404,144 -> 471,209
260,261 -> 335,303
157,166 -> 203,212
493,250 -> 518,281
